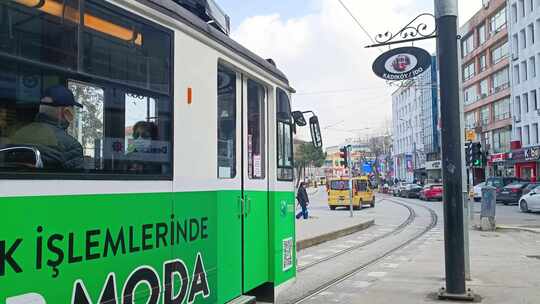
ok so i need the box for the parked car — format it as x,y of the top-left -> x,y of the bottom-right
518,185 -> 540,212
392,183 -> 406,196
485,177 -> 526,195
473,182 -> 485,202
498,182 -> 530,205
400,184 -> 423,198
420,184 -> 443,201
523,182 -> 540,195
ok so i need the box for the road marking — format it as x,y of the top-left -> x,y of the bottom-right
351,281 -> 372,288
300,254 -> 314,259
367,272 -> 387,277
318,291 -> 334,296
381,263 -> 399,269
346,240 -> 363,244
333,244 -> 352,249
318,249 -> 342,254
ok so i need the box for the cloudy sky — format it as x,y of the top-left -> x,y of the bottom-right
219,0 -> 483,147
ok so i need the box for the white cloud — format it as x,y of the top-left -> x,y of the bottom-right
232,0 -> 480,147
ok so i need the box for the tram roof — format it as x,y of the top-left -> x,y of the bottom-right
138,0 -> 291,88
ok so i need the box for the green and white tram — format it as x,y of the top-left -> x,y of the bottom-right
0,0 -> 322,303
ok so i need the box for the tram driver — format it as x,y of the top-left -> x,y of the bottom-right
9,86 -> 84,170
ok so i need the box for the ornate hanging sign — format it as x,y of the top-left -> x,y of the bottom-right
372,46 -> 431,81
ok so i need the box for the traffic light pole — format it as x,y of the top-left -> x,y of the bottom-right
434,0 -> 474,300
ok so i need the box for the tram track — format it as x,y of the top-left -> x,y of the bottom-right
297,198 -> 416,272
290,197 -> 438,304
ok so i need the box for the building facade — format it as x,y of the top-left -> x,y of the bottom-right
460,0 -> 512,183
392,59 -> 439,183
508,0 -> 540,180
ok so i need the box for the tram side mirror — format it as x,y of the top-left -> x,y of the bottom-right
292,111 -> 307,126
309,115 -> 323,148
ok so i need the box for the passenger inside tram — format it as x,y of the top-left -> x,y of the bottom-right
7,86 -> 84,170
126,121 -> 161,174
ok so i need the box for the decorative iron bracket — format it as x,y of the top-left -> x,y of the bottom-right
365,13 -> 437,48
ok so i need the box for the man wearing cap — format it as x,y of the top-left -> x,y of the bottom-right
9,85 -> 84,170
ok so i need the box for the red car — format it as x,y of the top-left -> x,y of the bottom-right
420,184 -> 443,201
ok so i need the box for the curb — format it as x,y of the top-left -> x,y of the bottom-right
296,219 -> 375,251
496,225 -> 540,234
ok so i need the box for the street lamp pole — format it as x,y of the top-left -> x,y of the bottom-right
434,0 -> 474,300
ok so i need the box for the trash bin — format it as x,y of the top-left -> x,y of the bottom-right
480,186 -> 496,231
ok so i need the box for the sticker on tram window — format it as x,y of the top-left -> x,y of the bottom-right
105,138 -> 171,162
282,237 -> 293,271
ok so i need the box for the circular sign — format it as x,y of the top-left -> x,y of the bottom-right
372,47 -> 431,81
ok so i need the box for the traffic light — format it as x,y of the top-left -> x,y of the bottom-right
471,142 -> 483,167
465,142 -> 473,166
339,146 -> 349,168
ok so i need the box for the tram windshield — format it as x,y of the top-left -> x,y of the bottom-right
0,0 -> 172,177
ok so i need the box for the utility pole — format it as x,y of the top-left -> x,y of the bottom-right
434,0 -> 474,300
348,145 -> 353,218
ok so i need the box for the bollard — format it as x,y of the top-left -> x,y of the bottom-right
480,186 -> 496,231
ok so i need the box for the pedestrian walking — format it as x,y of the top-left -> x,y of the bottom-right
296,182 -> 310,220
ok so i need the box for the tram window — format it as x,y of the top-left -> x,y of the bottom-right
217,65 -> 236,179
0,0 -> 173,178
277,88 -> 293,181
247,79 -> 266,179
82,0 -> 171,94
0,0 -> 79,69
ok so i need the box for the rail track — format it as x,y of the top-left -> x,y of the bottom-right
290,198 -> 439,304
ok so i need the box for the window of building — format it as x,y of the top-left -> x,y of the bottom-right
533,123 -> 539,144
517,126 -> 523,143
463,61 -> 476,81
480,106 -> 490,125
524,125 -> 531,145
528,23 -> 535,45
276,88 -> 294,181
493,67 -> 510,91
217,65 -> 237,179
464,86 -> 478,105
462,34 -> 474,57
513,33 -> 520,59
530,56 -> 537,78
514,64 -> 521,84
0,0 -> 173,178
490,6 -> 507,33
512,3 -> 518,23
492,41 -> 509,64
522,60 -> 528,81
493,128 -> 512,152
479,53 -> 487,72
247,79 -> 266,179
494,97 -> 511,120
520,0 -> 526,17
478,24 -> 486,45
530,0 -> 535,11
523,93 -> 530,113
531,89 -> 538,109
520,29 -> 527,49
515,95 -> 522,120
480,79 -> 489,98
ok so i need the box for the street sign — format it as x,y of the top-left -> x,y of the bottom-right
372,47 -> 431,81
465,130 -> 476,141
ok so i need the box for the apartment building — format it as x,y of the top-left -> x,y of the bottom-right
392,59 -> 438,183
460,0 -> 512,182
508,0 -> 540,180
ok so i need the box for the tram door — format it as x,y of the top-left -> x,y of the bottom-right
241,77 -> 269,292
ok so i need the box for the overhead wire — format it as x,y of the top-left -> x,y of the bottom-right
337,0 -> 384,53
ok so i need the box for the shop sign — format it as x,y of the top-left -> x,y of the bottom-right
372,47 -> 431,80
490,153 -> 508,163
511,146 -> 540,161
425,160 -> 441,170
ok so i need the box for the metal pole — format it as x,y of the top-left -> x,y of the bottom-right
348,145 -> 353,217
434,0 -> 473,299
